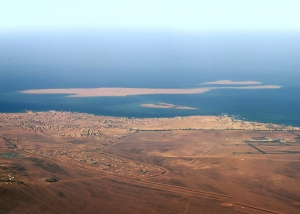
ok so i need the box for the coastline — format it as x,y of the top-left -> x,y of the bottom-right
0,110 -> 299,131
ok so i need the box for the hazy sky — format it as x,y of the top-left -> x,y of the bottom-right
1,0 -> 300,32
1,0 -> 300,91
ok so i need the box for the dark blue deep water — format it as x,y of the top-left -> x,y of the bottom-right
0,31 -> 299,126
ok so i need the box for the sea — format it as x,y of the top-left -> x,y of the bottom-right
1,30 -> 299,126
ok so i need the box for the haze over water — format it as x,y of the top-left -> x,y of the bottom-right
0,30 -> 300,126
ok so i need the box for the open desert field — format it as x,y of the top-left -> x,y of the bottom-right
1,111 -> 300,213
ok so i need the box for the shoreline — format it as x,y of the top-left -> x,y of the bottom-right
0,110 -> 299,131
0,107 -> 298,127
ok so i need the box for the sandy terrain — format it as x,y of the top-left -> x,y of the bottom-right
221,85 -> 282,89
1,111 -> 300,213
140,103 -> 197,110
21,87 -> 210,97
21,84 -> 281,97
106,130 -> 300,214
201,80 -> 262,85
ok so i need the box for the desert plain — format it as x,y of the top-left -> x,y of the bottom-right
1,111 -> 300,213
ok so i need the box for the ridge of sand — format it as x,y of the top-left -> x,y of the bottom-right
21,87 -> 211,97
201,80 -> 262,85
21,85 -> 281,98
140,103 -> 197,110
216,85 -> 282,89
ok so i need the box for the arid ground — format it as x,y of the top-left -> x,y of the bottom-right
1,111 -> 300,213
20,82 -> 281,97
140,103 -> 197,110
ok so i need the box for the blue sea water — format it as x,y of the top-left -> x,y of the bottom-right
0,30 -> 299,126
0,85 -> 299,126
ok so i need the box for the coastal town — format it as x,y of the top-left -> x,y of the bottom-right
1,110 -> 300,213
1,110 -> 298,180
0,110 -> 298,134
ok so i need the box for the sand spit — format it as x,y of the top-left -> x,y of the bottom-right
140,103 -> 197,110
217,85 -> 282,89
21,87 -> 210,97
201,80 -> 262,85
21,85 -> 281,98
